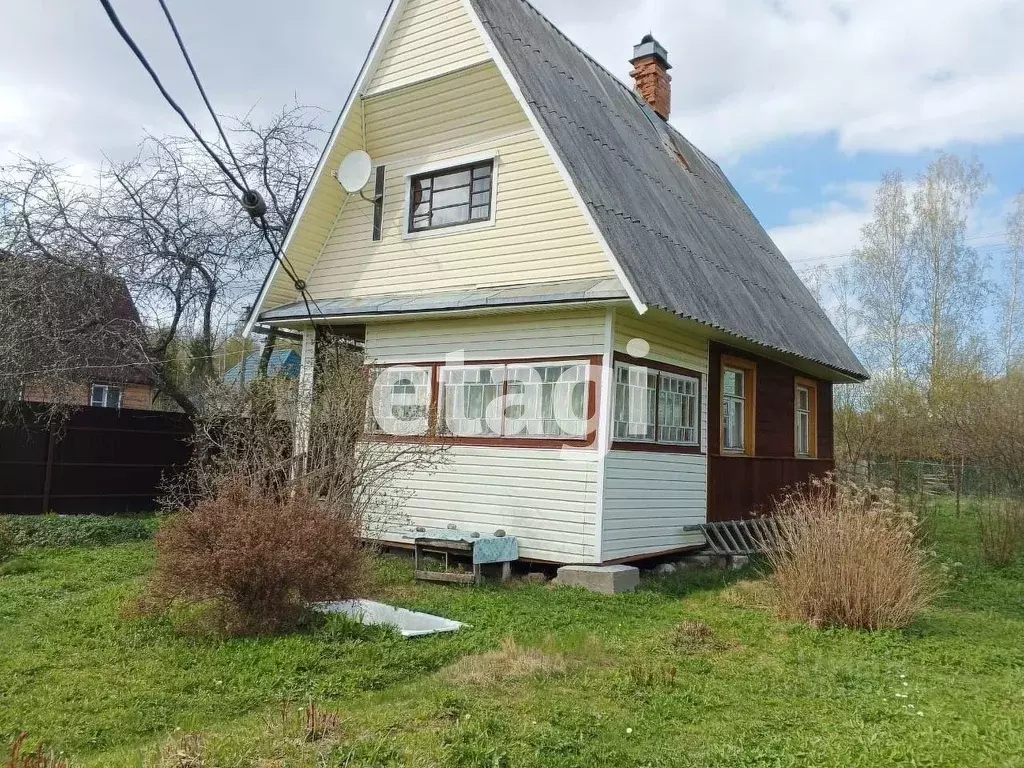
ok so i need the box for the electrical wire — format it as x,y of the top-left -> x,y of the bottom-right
98,0 -> 327,330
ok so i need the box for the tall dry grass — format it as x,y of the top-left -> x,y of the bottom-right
977,498 -> 1024,567
766,478 -> 941,630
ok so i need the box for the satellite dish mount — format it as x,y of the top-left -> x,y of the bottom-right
335,150 -> 379,203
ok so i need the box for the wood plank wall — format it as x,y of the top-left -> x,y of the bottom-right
707,342 -> 834,521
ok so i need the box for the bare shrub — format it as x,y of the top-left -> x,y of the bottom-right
156,733 -> 204,768
977,498 -> 1024,567
766,478 -> 941,630
262,702 -> 343,744
146,341 -> 441,636
441,638 -> 566,686
148,481 -> 367,636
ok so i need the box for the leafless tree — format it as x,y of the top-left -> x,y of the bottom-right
853,171 -> 918,380
0,104 -> 325,420
911,153 -> 990,393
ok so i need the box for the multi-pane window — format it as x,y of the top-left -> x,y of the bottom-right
441,361 -> 589,439
613,363 -> 699,446
367,366 -> 432,436
441,365 -> 505,437
409,160 -> 493,233
658,372 -> 699,444
90,384 -> 122,409
795,379 -> 817,458
506,363 -> 588,439
722,367 -> 747,452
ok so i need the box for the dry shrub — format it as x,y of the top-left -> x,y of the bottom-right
441,638 -> 566,686
147,480 -> 368,636
4,734 -> 68,768
262,702 -> 343,744
156,733 -> 204,768
978,498 -> 1024,567
766,478 -> 941,630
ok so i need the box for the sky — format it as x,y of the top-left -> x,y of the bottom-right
2,0 -> 1023,273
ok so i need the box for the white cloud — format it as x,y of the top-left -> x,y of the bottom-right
767,181 -> 876,265
538,0 -> 1024,159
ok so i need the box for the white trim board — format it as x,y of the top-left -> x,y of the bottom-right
243,0 -> 408,337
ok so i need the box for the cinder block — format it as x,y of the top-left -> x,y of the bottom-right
555,564 -> 640,595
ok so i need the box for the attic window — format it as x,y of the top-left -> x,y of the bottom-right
408,160 -> 494,233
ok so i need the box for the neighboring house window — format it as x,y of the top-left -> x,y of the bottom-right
795,377 -> 818,458
613,362 -> 699,447
440,361 -> 590,440
721,356 -> 756,455
408,160 -> 493,233
367,366 -> 432,436
90,384 -> 123,409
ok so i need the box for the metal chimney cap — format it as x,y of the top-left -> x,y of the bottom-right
630,35 -> 671,69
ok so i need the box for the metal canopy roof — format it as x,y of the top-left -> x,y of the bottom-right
258,277 -> 629,323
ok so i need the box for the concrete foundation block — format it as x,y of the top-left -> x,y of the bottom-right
555,564 -> 640,595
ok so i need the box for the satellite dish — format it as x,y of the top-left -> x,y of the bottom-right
336,151 -> 373,194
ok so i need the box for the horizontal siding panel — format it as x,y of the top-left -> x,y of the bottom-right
373,445 -> 598,562
366,310 -> 607,363
365,0 -> 490,96
600,451 -> 708,561
614,311 -> 709,372
302,62 -> 613,301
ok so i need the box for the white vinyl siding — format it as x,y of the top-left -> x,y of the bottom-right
301,63 -> 613,300
363,310 -> 602,564
365,0 -> 491,97
365,309 -> 607,364
613,310 -> 708,372
377,446 -> 599,562
601,451 -> 707,561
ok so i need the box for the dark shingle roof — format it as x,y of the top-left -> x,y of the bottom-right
468,0 -> 867,380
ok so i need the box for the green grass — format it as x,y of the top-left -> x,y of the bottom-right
1,509 -> 1023,767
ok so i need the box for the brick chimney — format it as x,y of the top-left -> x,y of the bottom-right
629,34 -> 672,120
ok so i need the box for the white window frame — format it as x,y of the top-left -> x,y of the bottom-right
657,371 -> 700,446
722,367 -> 747,453
613,362 -> 700,447
794,379 -> 817,458
366,366 -> 433,437
439,360 -> 590,440
402,151 -> 499,240
90,383 -> 123,409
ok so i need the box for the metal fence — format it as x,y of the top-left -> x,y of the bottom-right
0,404 -> 192,515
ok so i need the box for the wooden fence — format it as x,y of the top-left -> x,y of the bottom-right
0,404 -> 192,515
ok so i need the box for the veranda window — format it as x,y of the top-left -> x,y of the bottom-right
613,363 -> 699,446
367,366 -> 432,436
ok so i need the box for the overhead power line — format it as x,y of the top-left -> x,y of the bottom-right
97,0 -> 326,329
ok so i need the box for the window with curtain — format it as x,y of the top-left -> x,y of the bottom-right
367,366 -> 432,436
408,160 -> 493,233
440,361 -> 589,439
613,363 -> 699,446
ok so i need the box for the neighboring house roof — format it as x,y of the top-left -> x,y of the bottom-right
466,0 -> 866,380
260,277 -> 628,323
223,350 -> 301,384
3,255 -> 152,386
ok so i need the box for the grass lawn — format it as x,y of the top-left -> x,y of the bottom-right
1,509 -> 1023,767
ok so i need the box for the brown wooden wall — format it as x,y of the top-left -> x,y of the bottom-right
707,342 -> 834,521
22,381 -> 155,411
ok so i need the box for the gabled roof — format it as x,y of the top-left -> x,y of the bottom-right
467,0 -> 866,381
223,350 -> 301,384
2,254 -> 152,386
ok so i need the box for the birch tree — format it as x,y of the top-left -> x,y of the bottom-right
911,153 -> 989,393
999,193 -> 1024,376
852,171 -> 917,380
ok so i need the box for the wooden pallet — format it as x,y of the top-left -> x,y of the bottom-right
412,537 -> 513,585
683,519 -> 781,556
